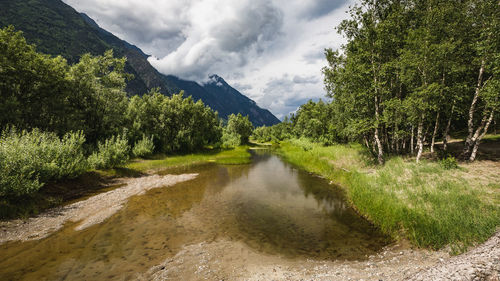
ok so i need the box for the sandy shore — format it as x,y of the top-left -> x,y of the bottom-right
406,231 -> 500,281
0,173 -> 197,244
143,232 -> 499,281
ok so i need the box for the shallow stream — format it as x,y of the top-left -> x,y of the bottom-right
0,149 -> 388,280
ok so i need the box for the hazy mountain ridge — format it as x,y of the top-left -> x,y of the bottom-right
0,0 -> 280,126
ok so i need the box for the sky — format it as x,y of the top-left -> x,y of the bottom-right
63,0 -> 353,119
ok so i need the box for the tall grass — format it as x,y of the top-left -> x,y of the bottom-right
0,128 -> 87,196
278,139 -> 500,251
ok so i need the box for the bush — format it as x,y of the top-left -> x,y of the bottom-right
289,138 -> 315,151
0,128 -> 87,197
132,135 -> 155,158
221,131 -> 241,148
440,156 -> 458,170
88,134 -> 130,169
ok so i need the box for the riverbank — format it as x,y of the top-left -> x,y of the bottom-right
276,139 -> 500,252
0,173 -> 197,243
0,146 -> 251,220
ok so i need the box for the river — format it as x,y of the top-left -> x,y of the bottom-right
0,149 -> 388,280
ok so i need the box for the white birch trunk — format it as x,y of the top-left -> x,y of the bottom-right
469,109 -> 495,161
430,112 -> 440,153
464,60 -> 485,156
410,125 -> 414,155
416,114 -> 425,163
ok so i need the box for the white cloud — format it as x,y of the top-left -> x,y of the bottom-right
63,0 -> 351,119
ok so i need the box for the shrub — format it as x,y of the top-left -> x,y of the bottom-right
289,138 -> 315,151
440,156 -> 458,170
221,131 -> 241,148
132,135 -> 155,158
88,134 -> 130,169
0,128 -> 87,197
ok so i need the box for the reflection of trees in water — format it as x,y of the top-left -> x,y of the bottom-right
296,171 -> 347,211
231,198 -> 385,260
233,199 -> 328,259
295,167 -> 383,236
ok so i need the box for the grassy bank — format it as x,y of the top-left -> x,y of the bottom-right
277,139 -> 500,252
125,145 -> 251,172
1,146 -> 251,219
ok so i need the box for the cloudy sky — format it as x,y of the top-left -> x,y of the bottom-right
63,0 -> 352,119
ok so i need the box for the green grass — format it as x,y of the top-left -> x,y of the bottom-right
277,139 -> 500,252
124,146 -> 251,172
483,134 -> 500,142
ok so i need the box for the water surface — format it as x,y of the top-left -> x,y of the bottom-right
0,150 -> 388,280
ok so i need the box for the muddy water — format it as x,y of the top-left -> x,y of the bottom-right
0,150 -> 388,280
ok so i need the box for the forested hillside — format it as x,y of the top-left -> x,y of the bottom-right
0,0 -> 280,126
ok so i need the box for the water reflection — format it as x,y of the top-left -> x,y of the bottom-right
0,150 -> 388,281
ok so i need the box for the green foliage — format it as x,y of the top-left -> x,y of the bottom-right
288,138 -> 316,151
0,27 -> 130,143
252,118 -> 293,143
132,135 -> 155,158
320,0 -> 499,162
0,128 -> 87,196
440,156 -> 458,170
252,101 -> 337,145
291,100 -> 338,144
126,90 -> 221,153
0,26 -> 70,135
225,113 -> 254,145
88,134 -> 130,169
67,50 -> 130,144
221,131 -> 241,148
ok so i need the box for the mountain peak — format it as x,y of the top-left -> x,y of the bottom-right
207,74 -> 226,87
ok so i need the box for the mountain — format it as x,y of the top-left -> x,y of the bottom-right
203,75 -> 280,126
163,75 -> 280,126
0,0 -> 280,126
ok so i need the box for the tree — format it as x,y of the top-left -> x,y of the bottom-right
463,0 -> 500,161
224,113 -> 254,145
126,90 -> 221,153
0,26 -> 71,134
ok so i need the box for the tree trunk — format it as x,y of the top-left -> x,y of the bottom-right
464,60 -> 485,156
364,135 -> 370,149
430,112 -> 440,153
416,114 -> 425,163
374,95 -> 384,164
384,126 -> 390,152
374,127 -> 384,165
469,109 -> 495,161
392,125 -> 397,153
410,125 -> 414,155
422,125 -> 429,145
